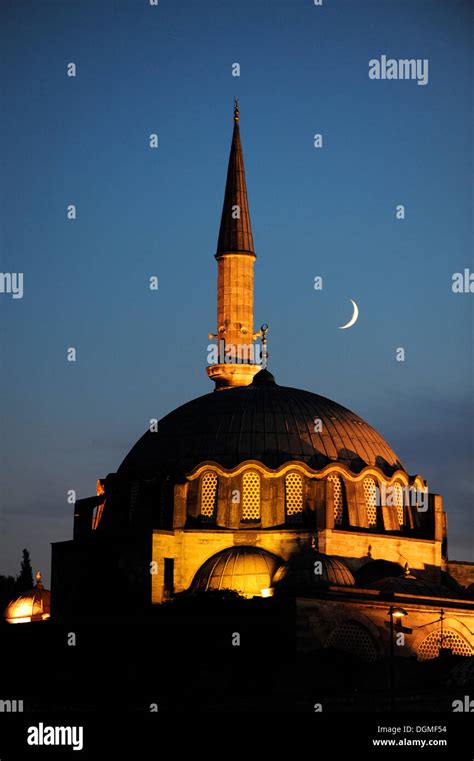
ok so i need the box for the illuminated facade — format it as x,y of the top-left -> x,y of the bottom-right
51,103 -> 474,662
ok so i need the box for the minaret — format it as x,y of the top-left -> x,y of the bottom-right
207,100 -> 262,389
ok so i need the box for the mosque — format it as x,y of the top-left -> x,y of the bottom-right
44,102 -> 474,662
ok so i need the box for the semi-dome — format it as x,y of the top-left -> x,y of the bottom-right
191,546 -> 281,597
120,370 -> 404,478
3,572 -> 51,624
355,560 -> 405,586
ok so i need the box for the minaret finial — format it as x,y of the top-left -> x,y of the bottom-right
260,323 -> 269,368
234,97 -> 239,122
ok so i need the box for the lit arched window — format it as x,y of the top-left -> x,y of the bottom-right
242,471 -> 261,521
417,630 -> 472,661
393,483 -> 404,527
328,473 -> 343,525
201,472 -> 218,522
363,477 -> 378,528
285,472 -> 303,521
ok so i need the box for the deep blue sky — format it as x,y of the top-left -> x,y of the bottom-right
1,0 -> 472,584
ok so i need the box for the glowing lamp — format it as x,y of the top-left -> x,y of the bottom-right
391,607 -> 408,619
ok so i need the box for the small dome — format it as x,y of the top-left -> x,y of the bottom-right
355,560 -> 405,586
274,549 -> 355,591
3,572 -> 51,624
191,546 -> 281,597
251,368 -> 276,385
369,574 -> 455,598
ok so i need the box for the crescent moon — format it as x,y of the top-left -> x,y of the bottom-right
339,299 -> 359,330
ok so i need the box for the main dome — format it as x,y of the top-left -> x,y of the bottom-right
120,371 -> 404,478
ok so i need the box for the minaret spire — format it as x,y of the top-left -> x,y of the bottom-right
207,101 -> 262,390
216,98 -> 254,256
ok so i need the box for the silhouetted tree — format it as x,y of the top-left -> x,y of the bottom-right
17,548 -> 33,591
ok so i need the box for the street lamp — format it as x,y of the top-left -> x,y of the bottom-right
388,606 -> 408,711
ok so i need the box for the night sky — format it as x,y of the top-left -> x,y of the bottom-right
1,0 -> 472,584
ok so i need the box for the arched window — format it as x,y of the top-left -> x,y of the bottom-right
393,482 -> 404,527
201,472 -> 218,522
285,472 -> 303,521
363,477 -> 378,528
326,621 -> 377,662
328,473 -> 343,525
242,471 -> 261,521
417,630 -> 472,661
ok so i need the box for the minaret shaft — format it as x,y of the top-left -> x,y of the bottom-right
216,253 -> 255,347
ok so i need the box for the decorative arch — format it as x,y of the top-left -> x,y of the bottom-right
187,459 -> 416,490
416,629 -> 472,661
411,616 -> 473,658
326,619 -> 378,662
